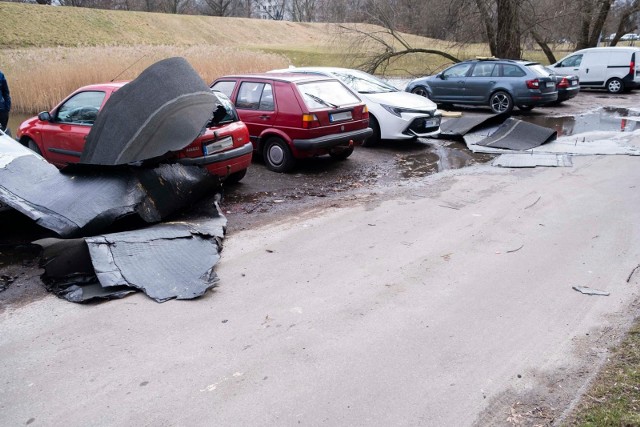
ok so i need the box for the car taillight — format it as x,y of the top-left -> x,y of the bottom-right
302,113 -> 320,129
362,105 -> 369,118
526,79 -> 540,89
631,60 -> 635,75
557,77 -> 569,88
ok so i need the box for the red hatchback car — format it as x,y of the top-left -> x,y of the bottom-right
16,82 -> 253,183
211,73 -> 372,172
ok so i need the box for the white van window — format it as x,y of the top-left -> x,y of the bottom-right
559,55 -> 582,67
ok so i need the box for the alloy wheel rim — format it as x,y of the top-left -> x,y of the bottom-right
609,80 -> 621,92
492,94 -> 509,112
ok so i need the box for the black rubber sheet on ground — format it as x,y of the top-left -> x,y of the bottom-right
0,141 -> 219,238
439,114 -> 507,137
474,117 -> 557,150
35,213 -> 227,303
81,57 -> 218,165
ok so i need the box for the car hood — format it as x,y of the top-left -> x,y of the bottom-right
363,91 -> 437,112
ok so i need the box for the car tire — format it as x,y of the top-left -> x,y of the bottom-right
606,78 -> 624,94
411,86 -> 430,98
518,105 -> 534,111
26,138 -> 42,155
329,146 -> 354,160
489,91 -> 513,114
224,168 -> 247,185
362,116 -> 380,147
263,137 -> 295,173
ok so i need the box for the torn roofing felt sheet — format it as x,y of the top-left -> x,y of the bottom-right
439,114 -> 507,137
474,117 -> 557,150
492,153 -> 573,168
81,57 -> 218,165
34,213 -> 227,303
0,138 -> 220,238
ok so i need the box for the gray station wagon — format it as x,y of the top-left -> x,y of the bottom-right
405,59 -> 558,114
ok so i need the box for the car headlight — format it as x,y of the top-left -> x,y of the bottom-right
381,104 -> 436,118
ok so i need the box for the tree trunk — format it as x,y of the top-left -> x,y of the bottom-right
531,30 -> 556,64
495,0 -> 521,59
475,0 -> 497,56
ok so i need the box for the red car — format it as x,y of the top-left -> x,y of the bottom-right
16,82 -> 253,184
211,73 -> 372,172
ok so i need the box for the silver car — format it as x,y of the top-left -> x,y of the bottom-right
406,59 -> 558,114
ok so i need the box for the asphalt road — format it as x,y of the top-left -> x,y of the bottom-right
1,92 -> 640,426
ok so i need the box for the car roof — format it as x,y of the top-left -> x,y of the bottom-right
216,73 -> 337,83
76,81 -> 129,91
460,58 -> 539,66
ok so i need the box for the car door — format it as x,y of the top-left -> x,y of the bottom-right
39,90 -> 107,166
230,80 -> 277,147
430,63 -> 473,102
580,50 -> 610,86
553,53 -> 585,83
463,62 -> 498,102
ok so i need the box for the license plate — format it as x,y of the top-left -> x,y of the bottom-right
330,111 -> 352,122
546,82 -> 555,88
204,136 -> 233,155
571,80 -> 578,86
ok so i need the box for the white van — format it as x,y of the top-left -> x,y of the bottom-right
552,47 -> 640,93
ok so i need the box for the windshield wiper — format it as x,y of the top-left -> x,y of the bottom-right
305,92 -> 339,109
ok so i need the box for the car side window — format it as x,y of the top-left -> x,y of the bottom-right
442,63 -> 472,78
559,55 -> 582,68
236,82 -> 273,111
56,91 -> 105,125
259,84 -> 275,111
502,64 -> 526,77
470,63 -> 496,77
211,81 -> 236,98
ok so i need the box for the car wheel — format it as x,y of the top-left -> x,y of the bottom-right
518,105 -> 534,111
489,91 -> 513,114
329,145 -> 354,160
411,86 -> 430,98
263,137 -> 295,173
606,78 -> 624,94
26,138 -> 42,155
362,116 -> 380,147
224,168 -> 247,185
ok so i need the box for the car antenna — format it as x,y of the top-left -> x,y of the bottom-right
110,54 -> 147,82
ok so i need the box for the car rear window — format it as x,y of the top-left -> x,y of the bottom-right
502,64 -> 526,77
297,80 -> 361,110
526,64 -> 552,77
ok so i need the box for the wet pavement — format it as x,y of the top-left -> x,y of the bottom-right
519,106 -> 640,136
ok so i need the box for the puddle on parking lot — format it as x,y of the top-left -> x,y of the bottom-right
395,141 -> 494,179
519,107 -> 640,137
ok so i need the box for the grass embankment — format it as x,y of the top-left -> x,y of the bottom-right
1,2 -> 577,114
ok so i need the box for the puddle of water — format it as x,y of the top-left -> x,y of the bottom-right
396,141 -> 494,179
520,107 -> 640,137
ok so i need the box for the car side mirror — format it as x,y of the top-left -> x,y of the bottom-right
438,73 -> 446,80
38,111 -> 52,122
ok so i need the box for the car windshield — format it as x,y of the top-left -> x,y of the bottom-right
329,70 -> 398,94
298,80 -> 361,109
527,64 -> 552,77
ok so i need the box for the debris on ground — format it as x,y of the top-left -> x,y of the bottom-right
572,286 -> 610,296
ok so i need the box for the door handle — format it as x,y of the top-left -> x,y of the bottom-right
258,115 -> 270,120
586,68 -> 589,73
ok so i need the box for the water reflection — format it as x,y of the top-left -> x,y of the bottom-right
520,107 -> 640,137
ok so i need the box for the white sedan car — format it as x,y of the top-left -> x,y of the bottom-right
269,66 -> 441,145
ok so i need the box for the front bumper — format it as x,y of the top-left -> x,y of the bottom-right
293,128 -> 373,150
178,141 -> 253,166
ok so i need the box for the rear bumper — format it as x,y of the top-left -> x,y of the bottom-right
177,141 -> 253,167
293,128 -> 373,150
557,87 -> 580,102
518,92 -> 558,105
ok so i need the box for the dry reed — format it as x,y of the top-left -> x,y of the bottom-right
1,45 -> 290,114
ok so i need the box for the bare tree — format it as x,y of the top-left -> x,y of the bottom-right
576,0 -> 614,49
609,0 -> 640,45
289,0 -> 316,21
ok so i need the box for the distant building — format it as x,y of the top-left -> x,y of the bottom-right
255,0 -> 287,20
